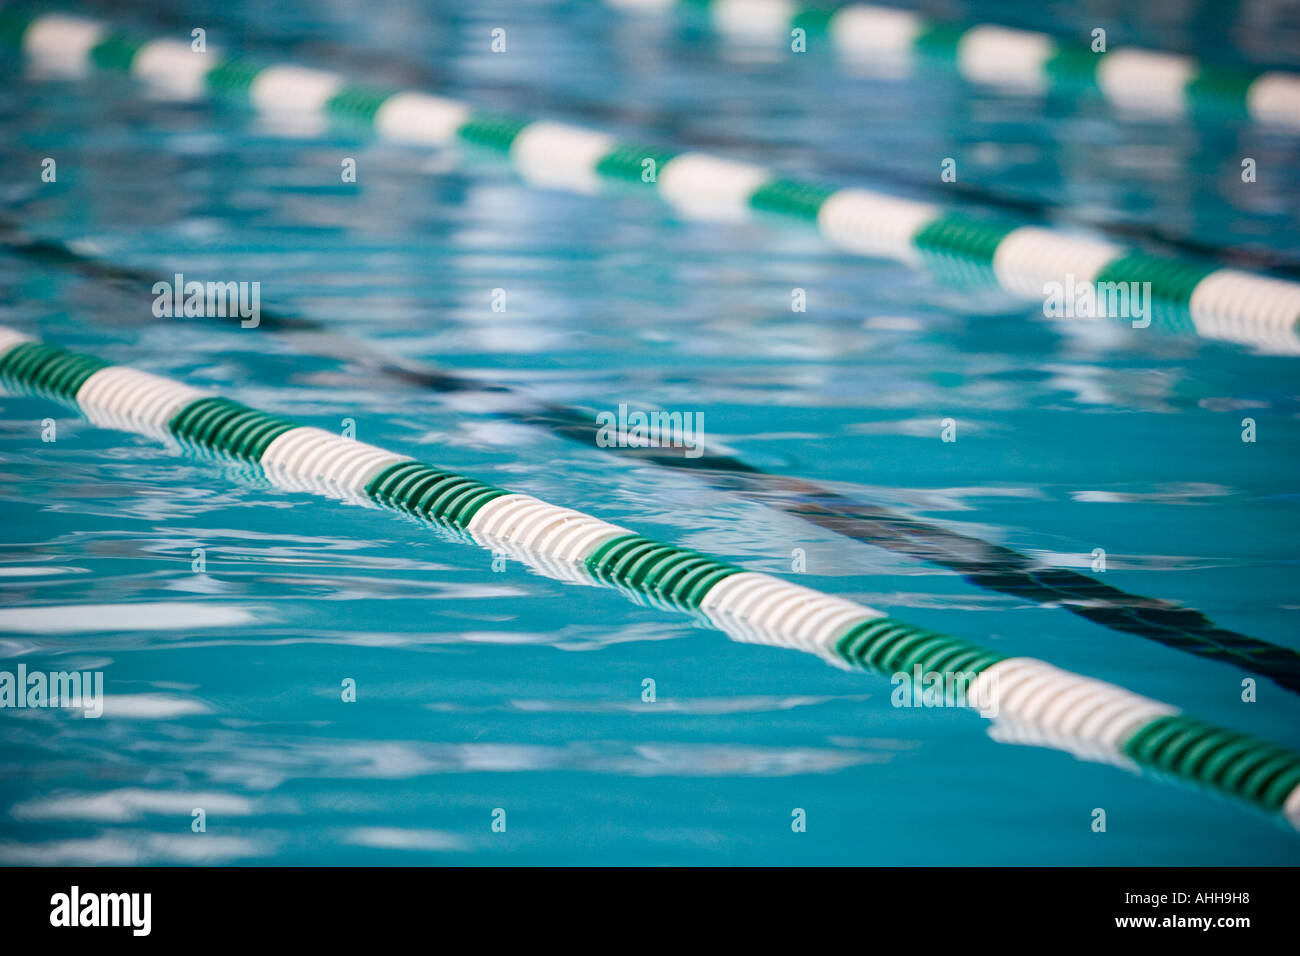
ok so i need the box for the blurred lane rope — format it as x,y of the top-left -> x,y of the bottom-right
62,0 -> 1300,276
3,8 -> 1300,354
602,0 -> 1300,130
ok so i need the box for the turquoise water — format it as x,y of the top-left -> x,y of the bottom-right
1,0 -> 1299,865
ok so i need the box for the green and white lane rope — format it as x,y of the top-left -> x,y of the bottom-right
2,324 -> 1299,829
8,210 -> 1298,694
5,10 -> 1300,355
606,0 -> 1300,129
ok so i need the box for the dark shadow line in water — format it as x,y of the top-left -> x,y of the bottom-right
4,211 -> 1298,695
62,0 -> 1300,280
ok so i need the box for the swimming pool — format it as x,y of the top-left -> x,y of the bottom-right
1,0 -> 1299,866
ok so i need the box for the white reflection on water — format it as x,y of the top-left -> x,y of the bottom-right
12,788 -> 255,822
100,694 -> 212,719
343,827 -> 465,851
153,737 -> 909,787
0,833 -> 267,865
0,601 -> 261,633
0,566 -> 88,577
505,693 -> 872,714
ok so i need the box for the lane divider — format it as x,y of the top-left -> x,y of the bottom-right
8,212 -> 1299,693
4,9 -> 1300,354
606,0 -> 1300,129
2,323 -> 1298,829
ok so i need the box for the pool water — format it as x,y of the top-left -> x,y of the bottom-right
1,0 -> 1298,865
